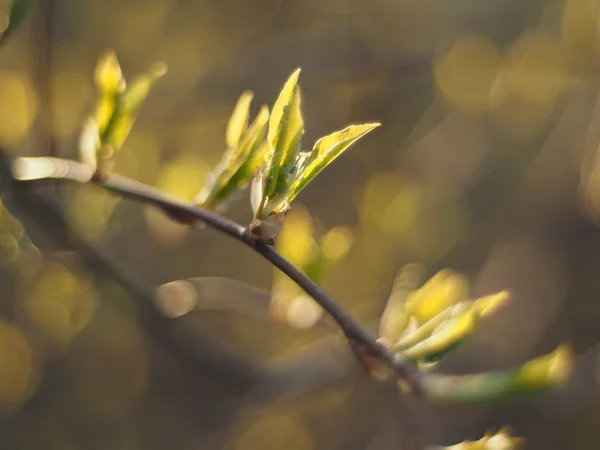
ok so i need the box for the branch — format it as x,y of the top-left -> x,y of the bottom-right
0,153 -> 269,392
10,155 -> 424,393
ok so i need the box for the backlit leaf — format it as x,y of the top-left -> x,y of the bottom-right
198,105 -> 269,210
264,68 -> 304,199
422,345 -> 574,403
94,50 -> 125,94
288,123 -> 379,202
120,62 -> 167,116
226,91 -> 254,149
402,308 -> 480,361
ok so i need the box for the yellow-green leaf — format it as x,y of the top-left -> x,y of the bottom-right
288,123 -> 379,202
405,269 -> 469,324
403,308 -> 480,360
264,68 -> 304,200
120,62 -> 167,116
94,50 -> 125,94
422,345 -> 574,404
197,105 -> 269,210
226,91 -> 254,149
391,301 -> 470,352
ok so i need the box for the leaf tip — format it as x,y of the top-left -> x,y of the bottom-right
520,344 -> 575,389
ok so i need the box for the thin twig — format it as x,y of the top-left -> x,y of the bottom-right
10,155 -> 424,394
0,152 -> 268,391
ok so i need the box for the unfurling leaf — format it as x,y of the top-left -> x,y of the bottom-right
94,50 -> 125,95
226,91 -> 254,149
110,62 -> 167,150
401,308 -> 479,361
378,267 -> 511,367
120,62 -> 167,116
249,70 -> 379,243
264,68 -> 304,199
421,345 -> 574,404
405,269 -> 469,324
79,51 -> 166,179
288,123 -> 380,202
197,98 -> 269,211
0,0 -> 36,48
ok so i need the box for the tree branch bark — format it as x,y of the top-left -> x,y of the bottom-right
8,155 -> 424,394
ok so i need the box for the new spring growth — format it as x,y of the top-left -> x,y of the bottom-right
79,50 -> 167,180
196,91 -> 270,212
249,69 -> 380,244
421,345 -> 574,404
378,267 -> 505,366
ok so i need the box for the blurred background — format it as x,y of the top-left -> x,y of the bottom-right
1,0 -> 600,448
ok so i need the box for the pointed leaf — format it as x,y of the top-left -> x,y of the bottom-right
94,50 -> 125,94
0,0 -> 35,48
422,345 -> 574,404
391,302 -> 470,352
121,61 -> 167,116
402,308 -> 480,361
288,123 -> 379,202
227,105 -> 269,179
109,62 -> 166,151
264,69 -> 304,199
197,105 -> 269,209
405,269 -> 469,324
226,91 -> 254,149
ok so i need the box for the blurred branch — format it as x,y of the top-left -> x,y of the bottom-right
0,151 -> 268,392
9,155 -> 425,394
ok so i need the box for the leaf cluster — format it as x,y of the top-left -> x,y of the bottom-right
79,51 -> 167,179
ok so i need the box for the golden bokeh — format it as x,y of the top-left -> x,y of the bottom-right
68,186 -> 121,240
20,262 -> 96,357
0,71 -> 37,146
0,321 -> 37,410
51,70 -> 93,139
434,35 -> 503,110
502,32 -> 571,103
67,304 -> 149,415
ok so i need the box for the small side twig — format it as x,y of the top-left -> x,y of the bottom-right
10,155 -> 424,394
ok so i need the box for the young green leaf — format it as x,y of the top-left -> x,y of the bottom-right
0,0 -> 36,48
390,302 -> 470,353
264,68 -> 304,199
120,62 -> 167,117
402,308 -> 480,361
288,123 -> 380,202
422,345 -> 574,404
226,91 -> 254,149
95,50 -> 125,95
80,52 -> 166,180
197,104 -> 269,210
